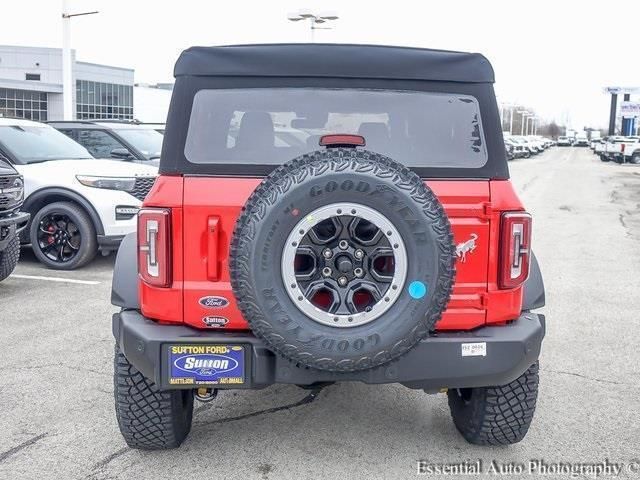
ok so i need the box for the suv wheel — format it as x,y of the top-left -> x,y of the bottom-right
114,345 -> 194,450
0,234 -> 20,282
29,201 -> 97,270
631,153 -> 640,165
447,362 -> 539,445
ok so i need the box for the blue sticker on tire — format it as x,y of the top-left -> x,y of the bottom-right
168,345 -> 245,385
408,281 -> 428,299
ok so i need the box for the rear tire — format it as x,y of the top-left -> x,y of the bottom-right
0,234 -> 20,282
447,362 -> 539,445
114,345 -> 194,450
631,153 -> 640,165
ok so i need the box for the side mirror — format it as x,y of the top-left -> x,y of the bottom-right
110,148 -> 134,160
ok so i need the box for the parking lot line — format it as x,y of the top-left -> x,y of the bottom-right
10,274 -> 100,285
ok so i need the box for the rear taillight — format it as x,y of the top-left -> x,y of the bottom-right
499,212 -> 532,289
138,208 -> 171,287
621,144 -> 625,153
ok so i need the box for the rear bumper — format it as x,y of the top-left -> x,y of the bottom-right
113,310 -> 545,391
0,211 -> 30,250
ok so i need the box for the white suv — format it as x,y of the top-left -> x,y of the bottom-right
0,118 -> 157,269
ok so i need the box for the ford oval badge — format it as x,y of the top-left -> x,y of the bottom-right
199,296 -> 229,309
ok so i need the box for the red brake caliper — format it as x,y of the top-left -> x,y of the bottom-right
47,225 -> 56,244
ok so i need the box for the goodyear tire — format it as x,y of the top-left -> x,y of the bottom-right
114,345 -> 194,450
0,234 -> 20,282
230,148 -> 455,372
448,362 -> 539,445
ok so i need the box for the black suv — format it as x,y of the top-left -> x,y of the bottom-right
0,157 -> 29,282
48,120 -> 163,164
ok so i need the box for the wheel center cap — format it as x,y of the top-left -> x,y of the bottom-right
335,255 -> 353,273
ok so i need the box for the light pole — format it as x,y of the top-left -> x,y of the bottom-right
518,111 -> 531,135
287,10 -> 339,42
61,0 -> 98,120
509,107 -> 515,134
501,103 -> 516,134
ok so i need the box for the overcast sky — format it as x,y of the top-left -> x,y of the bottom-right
1,0 -> 638,129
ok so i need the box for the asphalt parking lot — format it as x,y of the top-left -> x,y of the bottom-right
1,147 -> 639,479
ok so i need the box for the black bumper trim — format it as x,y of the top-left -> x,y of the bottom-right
97,234 -> 125,251
113,310 -> 545,391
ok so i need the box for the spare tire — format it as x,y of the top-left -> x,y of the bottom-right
230,148 -> 455,372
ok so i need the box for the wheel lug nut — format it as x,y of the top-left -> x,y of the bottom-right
338,276 -> 348,287
354,268 -> 364,277
322,248 -> 332,259
338,240 -> 349,250
354,249 -> 364,259
322,267 -> 332,277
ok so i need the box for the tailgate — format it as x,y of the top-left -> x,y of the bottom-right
182,178 -> 491,331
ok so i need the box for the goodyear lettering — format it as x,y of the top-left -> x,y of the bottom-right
310,180 -> 372,197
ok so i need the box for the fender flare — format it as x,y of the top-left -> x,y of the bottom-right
23,187 -> 105,235
111,232 -> 139,309
522,251 -> 545,311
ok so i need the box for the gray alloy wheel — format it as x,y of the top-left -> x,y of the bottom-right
281,202 -> 407,328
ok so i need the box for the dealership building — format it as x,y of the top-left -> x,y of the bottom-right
0,45 -> 135,122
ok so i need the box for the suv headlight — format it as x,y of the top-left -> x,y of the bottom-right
76,175 -> 136,192
0,176 -> 24,202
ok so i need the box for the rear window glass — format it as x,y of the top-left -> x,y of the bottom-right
184,88 -> 487,168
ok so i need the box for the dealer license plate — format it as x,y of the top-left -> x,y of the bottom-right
168,344 -> 245,386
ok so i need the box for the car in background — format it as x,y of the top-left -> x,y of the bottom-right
602,136 -> 632,163
0,157 -> 29,281
527,136 -> 547,152
0,118 -> 157,270
505,141 -> 515,160
508,136 -> 535,156
505,137 -> 528,158
574,134 -> 589,147
557,136 -> 572,146
620,137 -> 640,164
48,120 -> 164,166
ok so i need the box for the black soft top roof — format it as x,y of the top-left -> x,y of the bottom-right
174,44 -> 495,83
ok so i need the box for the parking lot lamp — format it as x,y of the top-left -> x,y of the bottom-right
61,0 -> 98,120
287,11 -> 339,42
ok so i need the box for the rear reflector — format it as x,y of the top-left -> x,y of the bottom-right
499,212 -> 532,289
138,208 -> 171,287
319,134 -> 366,148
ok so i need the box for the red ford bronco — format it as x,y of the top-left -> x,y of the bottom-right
111,44 -> 545,449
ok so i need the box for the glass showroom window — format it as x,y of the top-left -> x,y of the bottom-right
75,80 -> 133,120
0,88 -> 48,121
